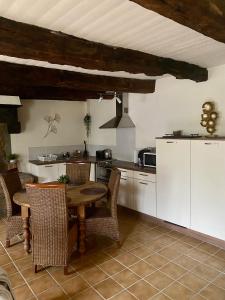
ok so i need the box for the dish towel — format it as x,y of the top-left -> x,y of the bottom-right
0,267 -> 14,300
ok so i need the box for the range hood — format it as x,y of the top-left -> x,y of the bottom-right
99,93 -> 135,129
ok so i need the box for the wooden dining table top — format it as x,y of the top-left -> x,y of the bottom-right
13,181 -> 108,208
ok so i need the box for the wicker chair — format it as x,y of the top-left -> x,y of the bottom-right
26,183 -> 78,275
0,171 -> 23,248
66,162 -> 90,185
85,168 -> 121,244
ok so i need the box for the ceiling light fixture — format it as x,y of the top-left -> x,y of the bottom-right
113,92 -> 122,104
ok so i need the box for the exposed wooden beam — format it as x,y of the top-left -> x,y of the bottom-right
130,0 -> 225,44
0,17 -> 207,82
0,86 -> 114,101
0,61 -> 155,94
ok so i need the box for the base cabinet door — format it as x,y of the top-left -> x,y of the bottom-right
156,139 -> 191,227
58,163 -> 66,177
118,177 -> 133,209
36,164 -> 59,183
133,179 -> 156,216
191,140 -> 225,240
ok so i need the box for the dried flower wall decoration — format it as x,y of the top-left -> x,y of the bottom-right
43,113 -> 61,138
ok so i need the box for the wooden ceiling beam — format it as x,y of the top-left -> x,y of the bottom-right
130,0 -> 225,44
0,86 -> 113,101
0,61 -> 155,94
0,17 -> 207,82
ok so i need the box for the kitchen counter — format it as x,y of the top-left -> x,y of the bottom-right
29,157 -> 156,174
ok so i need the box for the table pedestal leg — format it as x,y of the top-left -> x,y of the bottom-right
22,207 -> 31,254
78,205 -> 86,255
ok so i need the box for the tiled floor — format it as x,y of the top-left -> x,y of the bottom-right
1,211 -> 225,300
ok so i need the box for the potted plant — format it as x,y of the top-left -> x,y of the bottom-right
58,175 -> 70,184
84,114 -> 91,138
7,153 -> 18,164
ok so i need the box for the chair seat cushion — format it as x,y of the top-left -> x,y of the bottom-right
86,207 -> 111,219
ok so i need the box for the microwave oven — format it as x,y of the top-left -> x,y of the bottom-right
143,152 -> 156,168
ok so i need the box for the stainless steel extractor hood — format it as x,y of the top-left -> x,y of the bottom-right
99,93 -> 135,129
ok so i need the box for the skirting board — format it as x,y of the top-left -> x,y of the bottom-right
118,205 -> 225,250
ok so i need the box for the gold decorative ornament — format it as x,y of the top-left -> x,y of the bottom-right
202,102 -> 214,112
200,101 -> 218,136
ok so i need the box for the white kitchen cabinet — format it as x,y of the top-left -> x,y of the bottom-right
156,139 -> 191,227
58,163 -> 66,176
90,163 -> 96,181
118,177 -> 133,209
32,164 -> 59,183
133,179 -> 156,216
191,140 -> 225,240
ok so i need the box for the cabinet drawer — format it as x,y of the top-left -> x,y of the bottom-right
118,168 -> 133,178
133,171 -> 156,182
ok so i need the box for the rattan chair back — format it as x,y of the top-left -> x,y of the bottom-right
66,162 -> 90,185
0,171 -> 22,217
26,183 -> 69,266
108,168 -> 121,219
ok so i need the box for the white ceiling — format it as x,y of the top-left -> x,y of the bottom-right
0,0 -> 225,79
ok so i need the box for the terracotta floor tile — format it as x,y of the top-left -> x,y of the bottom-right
187,248 -> 211,262
130,246 -> 154,259
94,278 -> 123,299
15,255 -> 33,271
145,254 -> 169,269
215,249 -> 225,261
128,279 -> 158,300
192,263 -> 220,281
99,258 -> 125,275
190,295 -> 206,300
21,266 -> 47,281
62,275 -> 89,297
28,273 -> 58,295
115,253 -> 139,267
164,281 -> 194,300
37,286 -> 68,300
152,293 -> 171,300
112,269 -> 139,288
120,239 -> 141,251
48,266 -> 77,283
200,284 -> 225,300
9,248 -> 27,261
2,262 -> 17,275
154,226 -> 171,234
72,287 -> 102,300
145,270 -> 174,290
90,252 -> 111,265
204,255 -> 225,272
196,242 -> 220,254
9,272 -> 25,288
103,245 -> 125,257
0,245 -> 6,255
169,240 -> 193,253
82,266 -> 108,285
212,273 -> 225,290
130,260 -> 156,277
111,290 -> 136,300
160,262 -> 187,280
158,245 -> 182,260
180,236 -> 202,247
173,255 -> 199,270
13,283 -> 34,300
0,253 -> 11,266
167,230 -> 185,239
178,272 -> 208,292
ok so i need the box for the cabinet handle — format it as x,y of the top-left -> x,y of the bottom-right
139,182 -> 148,185
204,142 -> 218,145
45,165 -> 53,168
166,141 -> 175,143
121,178 -> 127,181
139,173 -> 148,176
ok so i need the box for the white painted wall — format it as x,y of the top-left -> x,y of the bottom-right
130,64 -> 225,148
10,100 -> 86,171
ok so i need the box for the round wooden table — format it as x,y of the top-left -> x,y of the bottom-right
13,181 -> 107,254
